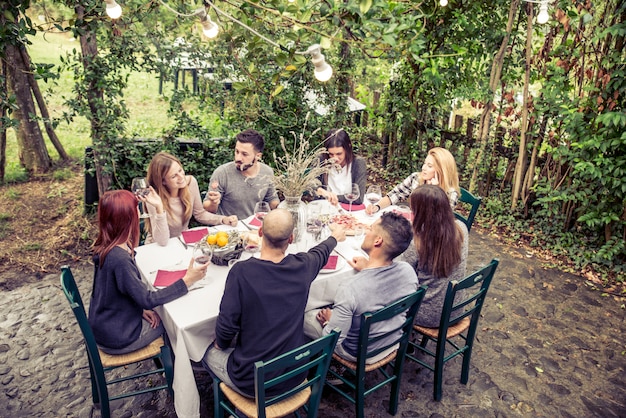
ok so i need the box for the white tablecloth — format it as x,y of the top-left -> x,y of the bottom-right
134,208 -> 383,418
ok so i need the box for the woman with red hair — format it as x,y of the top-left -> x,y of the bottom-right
88,190 -> 208,354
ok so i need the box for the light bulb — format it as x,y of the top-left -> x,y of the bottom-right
314,63 -> 333,82
536,3 -> 549,24
440,0 -> 448,6
201,16 -> 219,39
307,44 -> 333,82
104,0 -> 122,19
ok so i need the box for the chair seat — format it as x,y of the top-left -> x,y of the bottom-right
219,381 -> 311,418
414,317 -> 470,340
99,336 -> 166,368
332,350 -> 397,373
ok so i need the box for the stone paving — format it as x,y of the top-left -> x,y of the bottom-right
1,231 -> 625,417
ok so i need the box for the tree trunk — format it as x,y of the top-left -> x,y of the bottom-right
469,0 -> 521,193
5,43 -> 51,175
0,60 -> 7,182
76,5 -> 111,195
18,48 -> 69,161
511,4 -> 533,210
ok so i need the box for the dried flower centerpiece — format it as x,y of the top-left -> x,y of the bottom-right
272,128 -> 337,199
272,123 -> 338,242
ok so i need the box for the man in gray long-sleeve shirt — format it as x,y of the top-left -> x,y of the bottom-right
304,212 -> 417,364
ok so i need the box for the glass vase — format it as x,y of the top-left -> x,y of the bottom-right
278,196 -> 307,244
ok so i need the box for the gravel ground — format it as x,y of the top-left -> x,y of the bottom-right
1,230 -> 625,417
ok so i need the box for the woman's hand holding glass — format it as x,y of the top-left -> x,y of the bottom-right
364,185 -> 382,216
131,178 -> 151,218
182,257 -> 210,287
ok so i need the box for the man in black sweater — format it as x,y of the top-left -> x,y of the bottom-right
203,208 -> 345,397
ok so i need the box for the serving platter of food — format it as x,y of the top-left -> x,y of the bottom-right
329,213 -> 369,236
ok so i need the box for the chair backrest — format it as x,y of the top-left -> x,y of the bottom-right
60,266 -> 108,393
439,259 -> 499,339
454,187 -> 482,233
253,329 -> 340,418
356,287 -> 428,367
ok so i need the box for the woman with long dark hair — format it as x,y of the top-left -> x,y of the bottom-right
88,190 -> 208,354
400,185 -> 468,327
141,152 -> 237,246
316,129 -> 367,205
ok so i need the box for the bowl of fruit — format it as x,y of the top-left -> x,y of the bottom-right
202,229 -> 243,266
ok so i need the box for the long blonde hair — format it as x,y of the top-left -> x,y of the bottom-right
420,147 -> 460,196
147,152 -> 192,224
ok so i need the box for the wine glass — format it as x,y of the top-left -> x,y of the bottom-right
345,183 -> 360,212
365,185 -> 382,216
131,178 -> 151,219
254,201 -> 270,222
193,240 -> 213,282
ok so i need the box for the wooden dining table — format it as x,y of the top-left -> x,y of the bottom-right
134,204 -> 392,418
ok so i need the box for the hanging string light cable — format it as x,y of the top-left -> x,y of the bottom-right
103,0 -> 333,81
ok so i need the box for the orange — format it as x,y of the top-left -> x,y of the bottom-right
216,235 -> 229,247
207,234 -> 217,245
216,231 -> 228,240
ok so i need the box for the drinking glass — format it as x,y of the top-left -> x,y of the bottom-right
254,201 -> 270,222
131,178 -> 151,219
345,183 -> 360,212
192,240 -> 213,282
365,185 -> 382,216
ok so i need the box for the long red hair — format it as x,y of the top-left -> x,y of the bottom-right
93,190 -> 140,266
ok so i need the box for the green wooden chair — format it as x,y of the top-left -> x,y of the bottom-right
213,330 -> 340,418
406,259 -> 499,401
325,287 -> 428,418
454,187 -> 482,233
60,266 -> 173,418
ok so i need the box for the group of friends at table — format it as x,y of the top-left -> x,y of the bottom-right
87,126 -> 469,408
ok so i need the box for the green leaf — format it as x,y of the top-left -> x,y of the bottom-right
359,0 -> 373,14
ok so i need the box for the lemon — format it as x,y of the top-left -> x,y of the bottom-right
207,234 -> 217,245
216,235 -> 229,247
216,231 -> 229,240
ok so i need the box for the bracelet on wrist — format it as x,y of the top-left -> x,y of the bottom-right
374,204 -> 381,212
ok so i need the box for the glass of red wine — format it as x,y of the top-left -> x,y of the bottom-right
131,178 -> 150,219
254,201 -> 270,222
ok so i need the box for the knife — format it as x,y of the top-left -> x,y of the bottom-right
177,236 -> 189,249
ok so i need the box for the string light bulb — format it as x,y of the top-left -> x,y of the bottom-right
536,2 -> 549,24
200,11 -> 219,38
307,44 -> 333,82
440,0 -> 448,6
104,0 -> 122,19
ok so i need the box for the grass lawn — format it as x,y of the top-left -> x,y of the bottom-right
4,31 -> 174,182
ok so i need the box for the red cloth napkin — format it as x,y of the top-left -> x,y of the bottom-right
181,228 -> 209,244
340,202 -> 366,211
248,217 -> 262,227
392,209 -> 413,220
154,269 -> 186,287
322,255 -> 338,270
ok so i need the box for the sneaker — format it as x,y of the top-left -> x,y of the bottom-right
325,364 -> 346,385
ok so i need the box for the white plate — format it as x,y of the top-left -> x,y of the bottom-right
319,255 -> 346,274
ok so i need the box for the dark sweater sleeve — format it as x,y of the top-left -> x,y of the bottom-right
113,251 -> 188,309
337,157 -> 367,204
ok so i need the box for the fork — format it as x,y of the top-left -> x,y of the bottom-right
177,236 -> 189,249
